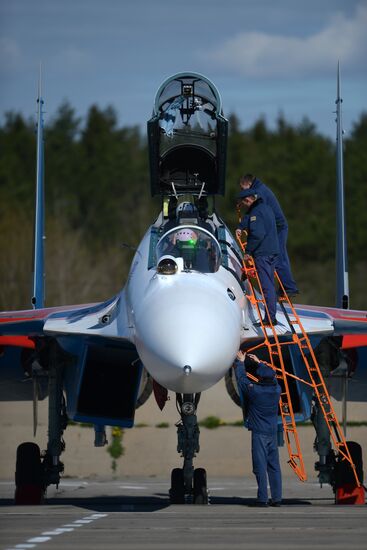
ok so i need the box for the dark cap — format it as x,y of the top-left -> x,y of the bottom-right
256,364 -> 276,380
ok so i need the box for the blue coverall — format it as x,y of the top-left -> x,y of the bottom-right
235,358 -> 282,504
245,178 -> 298,294
238,197 -> 279,322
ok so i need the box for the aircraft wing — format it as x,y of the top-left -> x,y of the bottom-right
0,292 -> 132,343
0,302 -> 98,344
0,292 -> 142,427
244,296 -> 367,342
290,303 -> 367,403
292,303 -> 367,345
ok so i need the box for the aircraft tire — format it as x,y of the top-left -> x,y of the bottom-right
15,442 -> 44,505
225,368 -> 241,407
335,440 -> 364,487
169,468 -> 185,504
193,468 -> 208,504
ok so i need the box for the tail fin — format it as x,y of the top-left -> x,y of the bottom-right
31,68 -> 45,309
335,61 -> 349,309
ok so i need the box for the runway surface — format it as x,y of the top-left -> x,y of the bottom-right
0,477 -> 366,549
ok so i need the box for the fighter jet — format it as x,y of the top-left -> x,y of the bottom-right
0,71 -> 366,504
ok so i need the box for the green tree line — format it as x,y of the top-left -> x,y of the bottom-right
0,103 -> 366,310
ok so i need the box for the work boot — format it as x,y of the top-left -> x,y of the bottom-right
278,289 -> 299,299
254,319 -> 278,327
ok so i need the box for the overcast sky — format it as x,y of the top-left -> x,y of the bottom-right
1,0 -> 366,138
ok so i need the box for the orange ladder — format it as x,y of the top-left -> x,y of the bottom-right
275,273 -> 360,486
236,237 -> 360,486
238,247 -> 307,481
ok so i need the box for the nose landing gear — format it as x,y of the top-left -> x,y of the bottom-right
169,393 -> 209,504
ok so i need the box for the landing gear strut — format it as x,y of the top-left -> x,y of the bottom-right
43,343 -> 67,488
15,342 -> 68,504
169,393 -> 208,504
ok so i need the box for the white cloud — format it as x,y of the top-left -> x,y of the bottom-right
200,4 -> 367,78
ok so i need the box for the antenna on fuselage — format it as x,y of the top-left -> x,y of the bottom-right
335,61 -> 349,310
31,64 -> 45,309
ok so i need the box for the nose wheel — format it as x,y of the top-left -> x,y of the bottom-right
169,393 -> 209,504
169,468 -> 185,504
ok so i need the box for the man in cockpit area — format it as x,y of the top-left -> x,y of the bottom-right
236,189 -> 279,326
239,174 -> 298,297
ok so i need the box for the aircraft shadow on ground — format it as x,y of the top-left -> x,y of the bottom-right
0,495 -> 319,510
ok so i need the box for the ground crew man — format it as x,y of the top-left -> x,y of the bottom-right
239,174 -> 298,296
236,189 -> 279,325
234,349 -> 282,507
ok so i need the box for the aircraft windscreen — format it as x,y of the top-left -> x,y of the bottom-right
156,226 -> 221,273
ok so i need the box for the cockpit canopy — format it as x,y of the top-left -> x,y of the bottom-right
148,73 -> 228,197
156,226 -> 222,273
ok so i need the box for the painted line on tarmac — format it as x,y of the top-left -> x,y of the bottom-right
4,513 -> 108,550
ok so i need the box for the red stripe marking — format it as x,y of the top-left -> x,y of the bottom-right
0,336 -> 35,348
342,335 -> 367,349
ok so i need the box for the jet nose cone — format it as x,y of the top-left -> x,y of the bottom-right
134,276 -> 242,392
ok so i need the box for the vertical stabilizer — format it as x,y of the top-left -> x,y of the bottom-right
31,68 -> 45,309
335,62 -> 349,309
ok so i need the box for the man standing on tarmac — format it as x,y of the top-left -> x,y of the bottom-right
236,189 -> 279,326
234,349 -> 282,507
239,174 -> 298,296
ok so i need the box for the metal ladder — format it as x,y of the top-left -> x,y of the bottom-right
275,273 -> 360,486
237,240 -> 360,486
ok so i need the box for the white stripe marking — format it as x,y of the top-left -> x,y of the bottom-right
9,512 -> 109,550
74,519 -> 93,524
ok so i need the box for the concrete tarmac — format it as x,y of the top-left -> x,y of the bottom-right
0,477 -> 366,550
